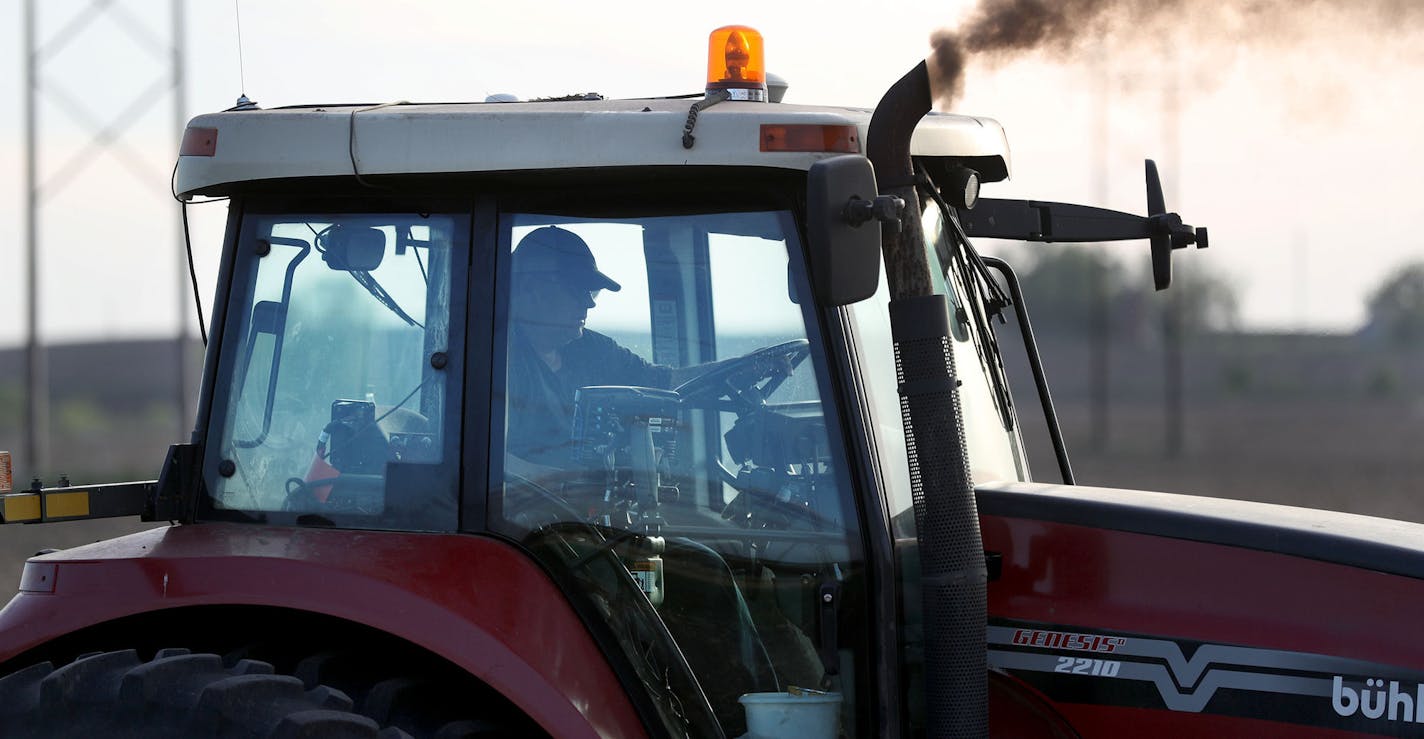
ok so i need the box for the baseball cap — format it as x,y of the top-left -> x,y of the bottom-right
512,226 -> 622,292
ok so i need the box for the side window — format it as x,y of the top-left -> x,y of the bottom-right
492,210 -> 869,739
207,212 -> 465,531
706,234 -> 826,489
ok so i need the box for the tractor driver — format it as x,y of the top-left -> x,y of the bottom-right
501,226 -> 792,725
503,226 -> 674,482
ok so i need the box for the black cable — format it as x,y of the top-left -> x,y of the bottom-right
170,157 -> 230,205
348,107 -> 380,189
319,377 -> 432,461
372,380 -> 428,426
348,102 -> 408,189
682,90 -> 731,149
170,156 -> 226,348
181,201 -> 209,346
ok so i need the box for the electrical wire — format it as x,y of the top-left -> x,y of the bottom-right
318,377 -> 433,462
348,101 -> 408,189
181,201 -> 209,346
170,157 -> 230,204
414,243 -> 428,286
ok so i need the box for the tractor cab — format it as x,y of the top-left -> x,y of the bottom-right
183,139 -> 1024,733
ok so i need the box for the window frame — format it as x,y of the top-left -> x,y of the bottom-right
186,175 -> 900,738
197,196 -> 475,530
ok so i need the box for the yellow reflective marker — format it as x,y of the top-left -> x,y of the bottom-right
1,494 -> 42,523
46,491 -> 91,519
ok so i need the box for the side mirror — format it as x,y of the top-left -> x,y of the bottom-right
806,155 -> 884,306
321,225 -> 386,272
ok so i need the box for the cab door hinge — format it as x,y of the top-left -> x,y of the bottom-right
149,443 -> 200,522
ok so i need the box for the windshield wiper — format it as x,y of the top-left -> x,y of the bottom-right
349,269 -> 423,328
307,221 -> 424,328
918,167 -> 1017,430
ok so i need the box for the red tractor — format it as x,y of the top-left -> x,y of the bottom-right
2,26 -> 1421,739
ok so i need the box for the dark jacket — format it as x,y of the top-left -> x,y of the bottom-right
505,330 -> 672,467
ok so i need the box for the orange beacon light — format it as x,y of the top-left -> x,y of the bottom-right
706,25 -> 767,101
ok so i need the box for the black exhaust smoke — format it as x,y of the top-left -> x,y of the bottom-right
928,0 -> 1424,108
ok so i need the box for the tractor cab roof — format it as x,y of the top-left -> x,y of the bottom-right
173,97 -> 1011,198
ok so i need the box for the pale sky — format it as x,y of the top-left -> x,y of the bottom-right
2,0 -> 1422,347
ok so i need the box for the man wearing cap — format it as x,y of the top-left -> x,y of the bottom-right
505,227 -> 802,720
504,226 -> 675,473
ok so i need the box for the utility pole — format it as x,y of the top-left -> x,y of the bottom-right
1163,46 -> 1185,458
21,1 -> 191,479
172,0 -> 192,438
23,0 -> 48,479
1089,48 -> 1111,453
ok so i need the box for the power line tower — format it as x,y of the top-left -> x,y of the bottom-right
22,0 -> 189,479
1161,44 -> 1185,458
1089,48 -> 1111,454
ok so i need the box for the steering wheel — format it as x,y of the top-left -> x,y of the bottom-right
673,339 -> 810,414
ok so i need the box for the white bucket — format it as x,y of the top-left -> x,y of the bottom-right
738,690 -> 842,739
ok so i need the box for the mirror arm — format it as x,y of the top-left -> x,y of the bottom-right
959,198 -> 1159,242
845,194 -> 906,230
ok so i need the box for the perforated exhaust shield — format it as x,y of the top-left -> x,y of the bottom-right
869,57 -> 988,738
892,295 -> 987,739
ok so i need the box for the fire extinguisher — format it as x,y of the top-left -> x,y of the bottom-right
302,427 -> 341,503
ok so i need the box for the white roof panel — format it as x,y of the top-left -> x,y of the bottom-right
175,98 -> 1010,196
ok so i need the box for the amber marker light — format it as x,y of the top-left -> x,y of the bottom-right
179,127 -> 218,156
760,124 -> 861,153
706,25 -> 767,101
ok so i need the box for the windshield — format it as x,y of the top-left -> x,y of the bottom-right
492,209 -> 869,738
204,210 -> 467,530
848,205 -> 1029,540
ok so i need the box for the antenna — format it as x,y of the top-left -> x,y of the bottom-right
234,0 -> 246,95
233,0 -> 253,108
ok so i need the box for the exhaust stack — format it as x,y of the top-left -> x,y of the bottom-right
867,60 -> 988,738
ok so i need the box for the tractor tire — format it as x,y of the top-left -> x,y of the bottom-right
0,648 -> 407,738
289,651 -> 530,738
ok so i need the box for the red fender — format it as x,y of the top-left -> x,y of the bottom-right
0,524 -> 645,739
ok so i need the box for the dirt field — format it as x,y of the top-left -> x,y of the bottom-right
3,334 -> 1422,596
1022,398 -> 1424,522
4,395 -> 1421,593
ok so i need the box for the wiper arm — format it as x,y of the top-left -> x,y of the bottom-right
311,221 -> 423,328
947,208 -> 1012,322
917,173 -> 1012,322
918,167 -> 1017,430
349,270 -> 423,328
